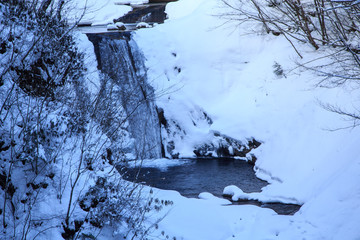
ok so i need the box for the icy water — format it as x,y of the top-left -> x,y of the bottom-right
120,158 -> 301,215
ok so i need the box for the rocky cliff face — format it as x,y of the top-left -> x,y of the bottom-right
115,4 -> 167,24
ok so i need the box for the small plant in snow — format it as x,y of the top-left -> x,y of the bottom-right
273,62 -> 284,78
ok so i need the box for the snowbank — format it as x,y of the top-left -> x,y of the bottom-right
198,192 -> 232,205
223,185 -> 248,201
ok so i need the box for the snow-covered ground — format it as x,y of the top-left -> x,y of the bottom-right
68,0 -> 134,25
129,0 -> 360,239
72,0 -> 360,239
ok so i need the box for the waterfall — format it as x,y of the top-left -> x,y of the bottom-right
88,32 -> 163,159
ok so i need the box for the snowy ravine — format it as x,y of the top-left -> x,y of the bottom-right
124,0 -> 360,239
72,0 -> 360,239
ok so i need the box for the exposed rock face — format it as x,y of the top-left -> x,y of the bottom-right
87,32 -> 163,159
115,5 -> 167,24
193,132 -> 261,163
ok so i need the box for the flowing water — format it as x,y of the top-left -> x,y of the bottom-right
121,158 -> 267,197
87,32 -> 163,159
120,158 -> 301,215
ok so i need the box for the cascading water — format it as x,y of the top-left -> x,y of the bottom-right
87,32 -> 163,159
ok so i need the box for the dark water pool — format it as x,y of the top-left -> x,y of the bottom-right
119,158 -> 301,215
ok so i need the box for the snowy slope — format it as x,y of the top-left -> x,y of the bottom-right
129,0 -> 360,239
68,0 -> 134,25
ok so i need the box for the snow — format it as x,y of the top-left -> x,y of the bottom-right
66,0 -> 360,238
74,32 -> 101,95
198,192 -> 232,205
129,0 -> 360,239
106,22 -> 127,30
115,21 -> 126,29
115,0 -> 149,4
223,185 -> 300,204
223,185 -> 249,201
68,0 -> 132,25
136,22 -> 151,29
107,23 -> 118,30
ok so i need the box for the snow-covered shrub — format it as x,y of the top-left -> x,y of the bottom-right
0,0 -> 84,99
273,61 -> 284,78
0,1 -> 86,236
79,177 -> 172,239
0,1 -> 161,239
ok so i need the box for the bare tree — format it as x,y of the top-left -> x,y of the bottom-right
220,0 -> 360,123
0,1 -> 170,239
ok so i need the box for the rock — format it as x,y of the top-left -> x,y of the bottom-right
115,4 -> 167,24
136,22 -> 151,29
106,24 -> 118,31
107,22 -> 127,31
115,22 -> 126,30
193,132 -> 261,159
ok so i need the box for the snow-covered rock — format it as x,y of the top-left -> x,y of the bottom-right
198,192 -> 232,205
223,185 -> 249,201
107,23 -> 118,30
136,22 -> 151,29
107,22 -> 127,31
115,21 -> 126,30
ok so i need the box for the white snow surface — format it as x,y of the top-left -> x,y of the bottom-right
136,22 -> 151,28
67,0 -> 132,25
128,0 -> 360,239
223,185 -> 249,201
198,192 -> 232,205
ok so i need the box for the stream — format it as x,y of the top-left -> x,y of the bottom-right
119,158 -> 301,215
